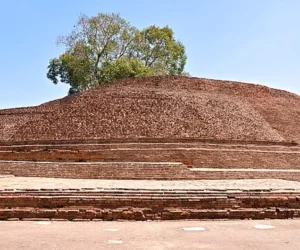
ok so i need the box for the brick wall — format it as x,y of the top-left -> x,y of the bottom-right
1,161 -> 300,181
0,162 -> 190,180
1,147 -> 300,169
0,191 -> 299,220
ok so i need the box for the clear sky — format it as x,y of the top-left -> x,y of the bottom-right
0,0 -> 299,109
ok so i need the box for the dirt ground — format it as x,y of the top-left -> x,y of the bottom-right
0,220 -> 299,250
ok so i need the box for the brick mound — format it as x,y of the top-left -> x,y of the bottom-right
1,76 -> 300,143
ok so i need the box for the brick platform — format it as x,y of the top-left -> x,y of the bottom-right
1,141 -> 300,220
1,141 -> 299,171
1,176 -> 300,221
0,188 -> 299,221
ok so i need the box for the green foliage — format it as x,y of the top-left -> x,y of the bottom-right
47,13 -> 187,94
100,57 -> 155,83
136,25 -> 187,75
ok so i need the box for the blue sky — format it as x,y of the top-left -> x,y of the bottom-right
0,0 -> 299,108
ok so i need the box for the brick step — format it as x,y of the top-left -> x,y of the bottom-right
1,189 -> 299,196
0,192 -> 299,210
0,192 -> 238,197
1,150 -> 300,170
0,138 -> 296,147
0,207 -> 299,221
1,143 -> 300,172
2,146 -> 300,156
1,188 -> 299,194
2,162 -> 300,180
0,191 -> 299,197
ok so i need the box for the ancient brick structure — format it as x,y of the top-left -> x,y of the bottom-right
0,189 -> 299,220
1,76 -> 300,220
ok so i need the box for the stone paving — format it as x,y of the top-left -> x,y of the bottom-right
1,175 -> 300,191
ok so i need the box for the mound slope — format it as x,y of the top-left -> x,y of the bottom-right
0,76 -> 299,143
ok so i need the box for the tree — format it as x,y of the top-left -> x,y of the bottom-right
135,25 -> 186,75
100,57 -> 155,83
47,13 -> 187,94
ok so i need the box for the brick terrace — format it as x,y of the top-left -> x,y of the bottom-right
1,76 -> 300,221
0,140 -> 300,220
1,176 -> 300,221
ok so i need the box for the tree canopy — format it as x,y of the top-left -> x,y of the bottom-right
47,13 -> 187,94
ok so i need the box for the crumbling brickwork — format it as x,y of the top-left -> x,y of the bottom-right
0,190 -> 299,220
1,76 -> 300,143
